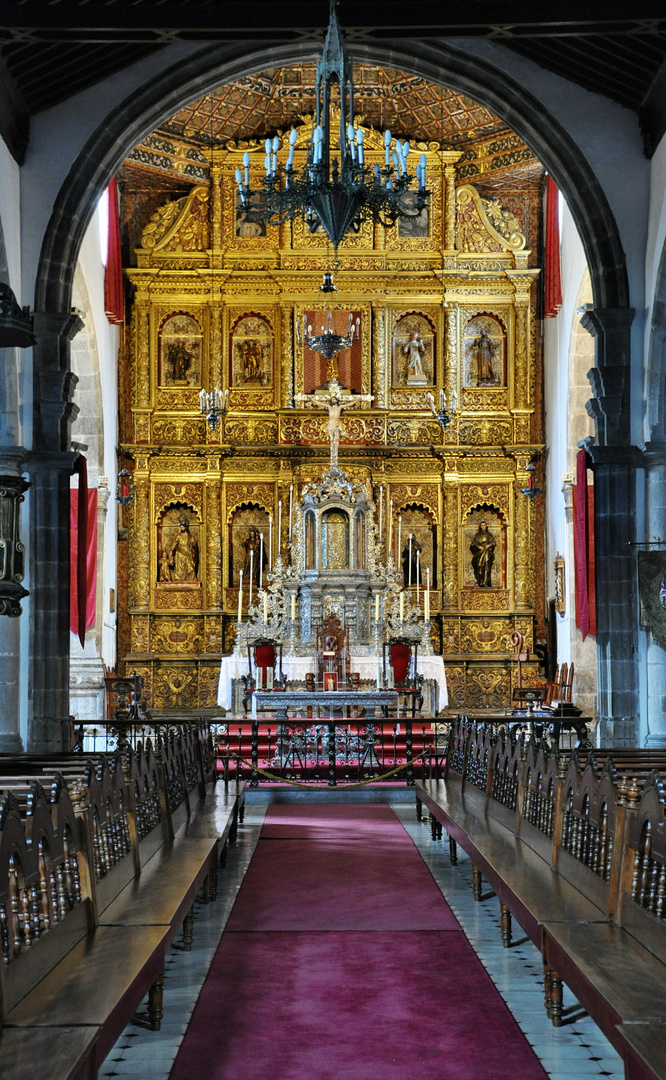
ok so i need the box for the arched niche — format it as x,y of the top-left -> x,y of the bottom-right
463,503 -> 506,590
462,313 -> 507,388
227,502 -> 270,593
157,504 -> 200,586
158,312 -> 203,388
321,508 -> 350,570
393,503 -> 437,585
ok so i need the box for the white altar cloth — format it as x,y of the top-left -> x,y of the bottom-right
217,653 -> 447,712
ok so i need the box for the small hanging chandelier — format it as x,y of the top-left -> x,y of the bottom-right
234,1 -> 429,253
520,455 -> 543,500
295,273 -> 360,364
427,389 -> 454,431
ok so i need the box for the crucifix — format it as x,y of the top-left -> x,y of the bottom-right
295,376 -> 373,469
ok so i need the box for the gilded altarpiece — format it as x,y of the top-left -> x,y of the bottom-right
119,123 -> 544,712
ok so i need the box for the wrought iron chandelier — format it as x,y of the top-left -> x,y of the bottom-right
234,1 -> 429,253
295,272 -> 360,364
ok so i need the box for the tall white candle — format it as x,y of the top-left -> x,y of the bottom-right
269,515 -> 273,568
263,591 -> 268,623
425,567 -> 430,622
389,498 -> 393,556
416,551 -> 421,607
379,488 -> 384,538
291,593 -> 296,620
408,534 -> 413,588
289,484 -> 294,539
238,569 -> 243,623
375,593 -> 380,622
278,500 -> 282,553
398,516 -> 402,568
259,534 -> 264,590
249,550 -> 253,608
400,591 -> 404,622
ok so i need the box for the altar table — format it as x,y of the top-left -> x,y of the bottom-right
217,654 -> 448,712
250,689 -> 400,721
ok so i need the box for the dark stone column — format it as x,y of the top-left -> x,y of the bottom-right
582,307 -> 639,746
28,450 -> 77,751
28,311 -> 82,752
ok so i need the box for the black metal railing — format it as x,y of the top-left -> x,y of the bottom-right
216,719 -> 449,788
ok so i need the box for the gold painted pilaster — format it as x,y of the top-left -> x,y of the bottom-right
205,477 -> 222,609
513,463 -> 530,611
280,304 -> 294,409
129,467 -> 151,612
444,164 -> 457,251
372,306 -> 387,407
443,482 -> 459,608
443,300 -> 458,408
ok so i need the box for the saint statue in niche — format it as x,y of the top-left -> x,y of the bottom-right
242,527 -> 267,588
403,331 -> 427,385
469,519 -> 496,588
166,342 -> 195,384
401,537 -> 423,588
162,518 -> 199,582
474,329 -> 497,385
241,339 -> 262,382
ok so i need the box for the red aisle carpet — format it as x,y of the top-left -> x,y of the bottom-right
169,805 -> 549,1080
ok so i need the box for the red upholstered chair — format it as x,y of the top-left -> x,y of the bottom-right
242,638 -> 285,714
383,638 -> 423,716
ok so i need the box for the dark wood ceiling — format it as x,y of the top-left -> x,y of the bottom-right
1,2 -> 666,162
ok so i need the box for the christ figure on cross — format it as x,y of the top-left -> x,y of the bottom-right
295,376 -> 373,469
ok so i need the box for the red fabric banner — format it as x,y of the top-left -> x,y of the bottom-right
70,460 -> 97,646
573,449 -> 596,640
104,177 -> 124,325
544,175 -> 563,318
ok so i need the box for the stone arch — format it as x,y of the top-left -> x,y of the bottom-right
35,39 -> 628,318
646,235 -> 666,442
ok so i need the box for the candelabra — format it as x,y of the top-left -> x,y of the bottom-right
199,387 -> 228,431
520,454 -> 543,500
427,389 -> 454,431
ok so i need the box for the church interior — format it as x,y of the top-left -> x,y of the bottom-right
1,2 -> 666,1077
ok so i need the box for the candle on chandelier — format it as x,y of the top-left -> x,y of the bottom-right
375,593 -> 380,622
269,514 -> 273,568
289,485 -> 293,539
238,569 -> 243,623
259,534 -> 264,590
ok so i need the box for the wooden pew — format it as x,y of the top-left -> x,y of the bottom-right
416,719 -> 666,1078
0,719 -> 243,1079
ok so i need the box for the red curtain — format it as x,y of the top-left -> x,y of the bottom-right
573,448 -> 596,640
70,457 -> 97,646
104,178 -> 124,325
544,175 -> 563,318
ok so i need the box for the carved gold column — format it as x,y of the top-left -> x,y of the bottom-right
132,291 -> 151,444
205,470 -> 222,610
372,306 -> 387,408
443,301 -> 458,409
444,165 -> 457,251
443,477 -> 458,608
513,459 -> 530,611
129,458 -> 151,613
507,270 -> 539,442
209,159 -> 223,253
280,304 -> 294,409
